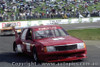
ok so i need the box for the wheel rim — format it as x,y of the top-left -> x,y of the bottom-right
33,52 -> 37,61
15,45 -> 18,53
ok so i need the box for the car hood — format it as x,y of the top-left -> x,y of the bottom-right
35,35 -> 83,46
1,27 -> 12,30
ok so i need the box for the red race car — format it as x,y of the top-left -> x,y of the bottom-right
13,25 -> 87,62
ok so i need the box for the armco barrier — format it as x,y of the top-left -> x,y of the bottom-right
0,17 -> 100,29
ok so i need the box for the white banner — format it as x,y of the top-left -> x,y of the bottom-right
0,17 -> 100,29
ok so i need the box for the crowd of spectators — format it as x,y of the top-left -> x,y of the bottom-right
0,0 -> 100,21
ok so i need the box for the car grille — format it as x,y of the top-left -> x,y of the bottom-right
2,30 -> 12,32
55,44 -> 77,51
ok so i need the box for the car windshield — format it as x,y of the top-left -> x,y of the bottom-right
34,29 -> 68,39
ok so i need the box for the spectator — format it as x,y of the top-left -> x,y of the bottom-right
0,0 -> 100,21
99,10 -> 100,16
0,13 -> 3,21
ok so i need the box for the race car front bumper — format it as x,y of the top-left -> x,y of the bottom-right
38,48 -> 87,62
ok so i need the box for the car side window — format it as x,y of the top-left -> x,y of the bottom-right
21,29 -> 28,40
54,29 -> 60,36
26,29 -> 32,40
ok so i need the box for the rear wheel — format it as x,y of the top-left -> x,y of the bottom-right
13,43 -> 18,53
33,47 -> 38,62
13,42 -> 22,54
15,45 -> 19,53
13,42 -> 16,52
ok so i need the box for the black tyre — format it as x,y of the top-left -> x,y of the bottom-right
33,47 -> 39,62
13,42 -> 16,52
13,42 -> 22,54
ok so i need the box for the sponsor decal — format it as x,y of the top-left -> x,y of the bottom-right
52,37 -> 65,40
50,20 -> 61,24
2,22 -> 21,28
35,27 -> 61,31
38,27 -> 57,31
27,21 -> 32,26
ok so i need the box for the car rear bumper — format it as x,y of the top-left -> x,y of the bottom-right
0,29 -> 21,35
38,49 -> 87,62
0,31 -> 15,35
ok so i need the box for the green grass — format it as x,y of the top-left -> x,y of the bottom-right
67,28 -> 100,40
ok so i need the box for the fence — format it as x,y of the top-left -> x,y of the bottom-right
0,17 -> 100,29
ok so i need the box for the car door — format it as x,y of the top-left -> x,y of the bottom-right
20,28 -> 28,52
21,28 -> 34,53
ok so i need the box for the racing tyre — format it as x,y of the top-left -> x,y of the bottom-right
33,47 -> 39,62
13,42 -> 16,52
13,42 -> 22,54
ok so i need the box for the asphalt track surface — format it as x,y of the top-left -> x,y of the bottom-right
0,22 -> 100,67
60,22 -> 100,30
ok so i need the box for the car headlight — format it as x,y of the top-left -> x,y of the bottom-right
46,46 -> 56,52
77,43 -> 86,49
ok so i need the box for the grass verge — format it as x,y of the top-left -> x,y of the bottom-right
67,28 -> 100,40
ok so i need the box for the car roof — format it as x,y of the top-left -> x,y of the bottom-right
29,25 -> 61,29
